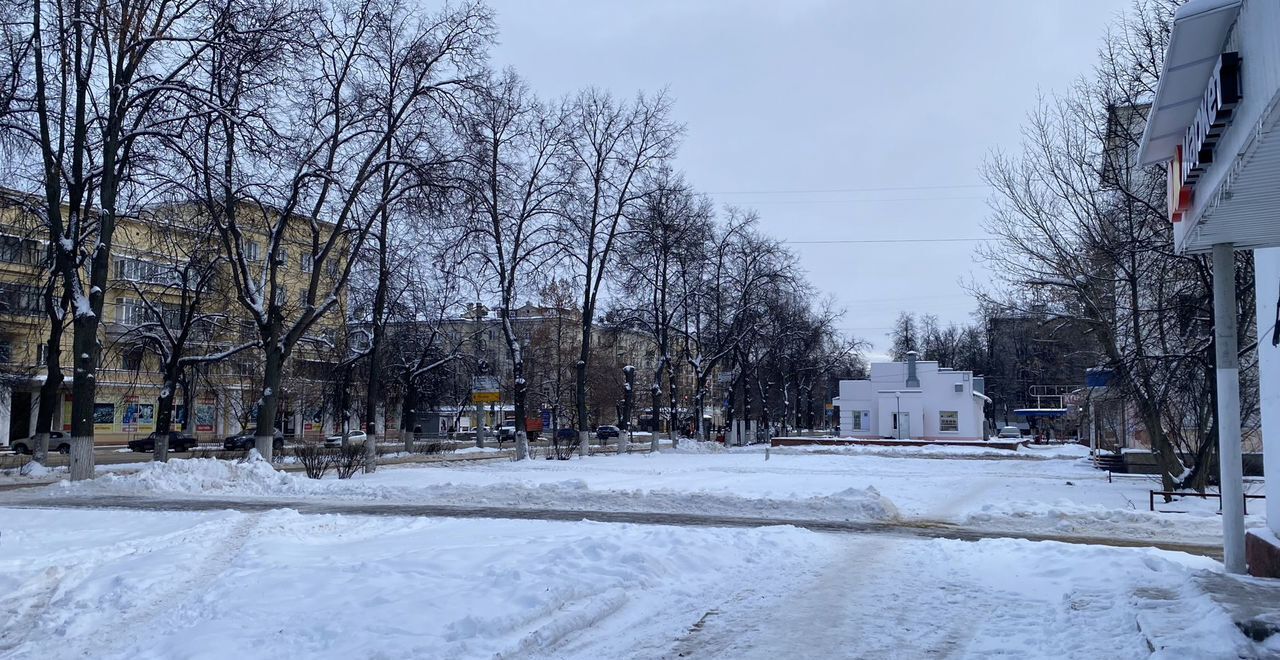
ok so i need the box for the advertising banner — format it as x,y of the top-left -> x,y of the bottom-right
195,400 -> 216,433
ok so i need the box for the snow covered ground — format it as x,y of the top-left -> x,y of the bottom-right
0,507 -> 1267,659
25,442 -> 1264,545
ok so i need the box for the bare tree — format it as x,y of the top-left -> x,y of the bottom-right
1,0 -> 217,477
563,88 -> 680,452
458,70 -> 572,460
617,169 -> 711,449
978,0 -> 1256,492
194,0 -> 492,461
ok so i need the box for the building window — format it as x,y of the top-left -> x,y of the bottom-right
122,347 -> 144,371
0,233 -> 40,265
35,342 -> 48,366
244,241 -> 261,262
0,283 -> 42,317
301,253 -> 314,273
115,298 -> 153,326
939,411 -> 959,433
326,260 -> 339,277
851,410 -> 869,431
277,247 -> 288,268
114,256 -> 178,285
954,383 -> 964,393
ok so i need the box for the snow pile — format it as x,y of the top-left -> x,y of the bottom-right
51,455 -> 899,523
69,455 -> 307,497
960,499 -> 1241,543
758,441 -> 1101,461
668,440 -> 725,454
18,461 -> 51,478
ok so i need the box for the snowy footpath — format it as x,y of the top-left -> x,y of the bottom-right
0,507 -> 1268,659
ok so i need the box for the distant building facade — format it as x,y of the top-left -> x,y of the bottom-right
833,351 -> 988,441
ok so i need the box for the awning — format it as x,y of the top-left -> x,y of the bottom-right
1137,0 -> 1242,166
1012,408 -> 1068,418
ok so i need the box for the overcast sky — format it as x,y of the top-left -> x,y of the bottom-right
486,0 -> 1126,358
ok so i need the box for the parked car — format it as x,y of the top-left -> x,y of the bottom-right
128,431 -> 198,453
10,431 -> 70,455
996,426 -> 1023,439
554,428 -> 578,442
324,430 -> 367,447
496,425 -> 516,442
595,425 -> 621,441
223,428 -> 285,452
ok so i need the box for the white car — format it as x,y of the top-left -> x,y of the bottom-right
324,430 -> 368,447
996,426 -> 1023,439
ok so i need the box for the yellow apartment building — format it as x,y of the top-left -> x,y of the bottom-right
0,189 -> 350,448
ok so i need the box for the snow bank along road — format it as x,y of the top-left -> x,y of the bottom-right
10,442 -> 1264,547
0,507 -> 1269,659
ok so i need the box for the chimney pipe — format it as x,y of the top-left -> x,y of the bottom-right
906,350 -> 920,388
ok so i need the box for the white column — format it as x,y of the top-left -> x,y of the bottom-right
1212,243 -> 1246,573
1253,247 -> 1280,537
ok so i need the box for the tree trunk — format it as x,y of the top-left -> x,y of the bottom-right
667,361 -> 680,450
68,311 -> 99,481
33,334 -> 61,465
512,354 -> 530,460
255,339 -> 284,461
153,372 -> 179,463
576,317 -> 592,457
401,378 -> 418,453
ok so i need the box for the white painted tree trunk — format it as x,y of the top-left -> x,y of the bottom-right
68,436 -> 93,481
516,431 -> 528,461
579,431 -> 590,458
33,431 -> 49,465
256,435 -> 275,462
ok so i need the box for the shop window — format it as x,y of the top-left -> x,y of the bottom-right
939,411 -> 958,433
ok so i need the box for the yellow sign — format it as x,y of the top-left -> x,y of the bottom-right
471,391 -> 501,404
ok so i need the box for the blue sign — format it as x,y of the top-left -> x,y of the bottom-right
541,410 -> 552,427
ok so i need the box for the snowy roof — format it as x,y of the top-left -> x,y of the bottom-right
1136,0 -> 1242,166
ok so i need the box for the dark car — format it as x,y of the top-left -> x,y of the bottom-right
223,428 -> 285,452
129,431 -> 198,453
10,431 -> 70,455
555,428 -> 579,441
595,425 -> 620,440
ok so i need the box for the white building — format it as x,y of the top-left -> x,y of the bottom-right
1137,0 -> 1280,576
833,352 -> 988,441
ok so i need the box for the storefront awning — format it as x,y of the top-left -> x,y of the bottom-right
1137,0 -> 1242,166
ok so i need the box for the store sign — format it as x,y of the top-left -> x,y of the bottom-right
1169,52 -> 1242,223
471,375 -> 500,404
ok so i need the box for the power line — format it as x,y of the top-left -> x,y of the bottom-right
704,184 -> 989,195
785,237 -> 993,245
719,195 -> 986,205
